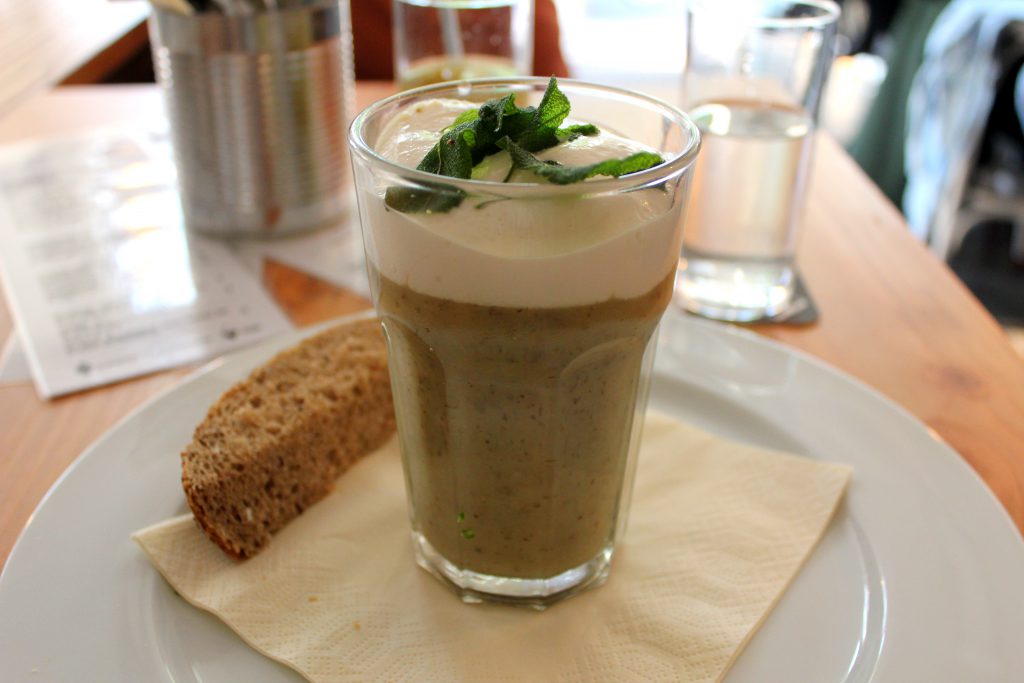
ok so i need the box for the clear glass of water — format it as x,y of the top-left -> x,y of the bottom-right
393,0 -> 534,91
675,0 -> 839,322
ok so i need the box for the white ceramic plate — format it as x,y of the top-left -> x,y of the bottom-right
2,313 -> 1023,682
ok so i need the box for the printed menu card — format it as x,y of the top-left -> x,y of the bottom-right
0,128 -> 291,397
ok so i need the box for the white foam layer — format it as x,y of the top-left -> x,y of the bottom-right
364,98 -> 686,308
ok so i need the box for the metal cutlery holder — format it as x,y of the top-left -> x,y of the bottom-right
149,2 -> 354,236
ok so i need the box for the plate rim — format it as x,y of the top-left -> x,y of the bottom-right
677,316 -> 1022,542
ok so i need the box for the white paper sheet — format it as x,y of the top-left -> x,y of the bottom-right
0,128 -> 292,397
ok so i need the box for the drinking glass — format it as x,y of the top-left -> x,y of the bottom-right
676,0 -> 839,321
393,0 -> 533,90
348,78 -> 700,607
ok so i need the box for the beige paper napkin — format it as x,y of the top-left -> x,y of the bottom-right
134,412 -> 851,683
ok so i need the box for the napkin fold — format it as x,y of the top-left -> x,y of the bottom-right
134,412 -> 851,683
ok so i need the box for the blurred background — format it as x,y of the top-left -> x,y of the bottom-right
0,0 -> 1022,353
559,0 -> 1024,355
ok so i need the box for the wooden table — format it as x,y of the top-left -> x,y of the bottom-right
1,83 -> 1023,571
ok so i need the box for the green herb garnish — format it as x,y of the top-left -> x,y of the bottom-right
557,123 -> 600,139
498,137 -> 665,185
460,528 -> 476,540
383,179 -> 467,214
456,512 -> 465,523
444,109 -> 480,131
384,77 -> 663,213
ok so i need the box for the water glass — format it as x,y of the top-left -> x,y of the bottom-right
393,0 -> 533,90
676,0 -> 839,321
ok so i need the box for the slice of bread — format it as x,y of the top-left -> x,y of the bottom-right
181,318 -> 395,559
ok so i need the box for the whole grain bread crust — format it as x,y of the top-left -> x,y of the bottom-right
181,318 -> 395,559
